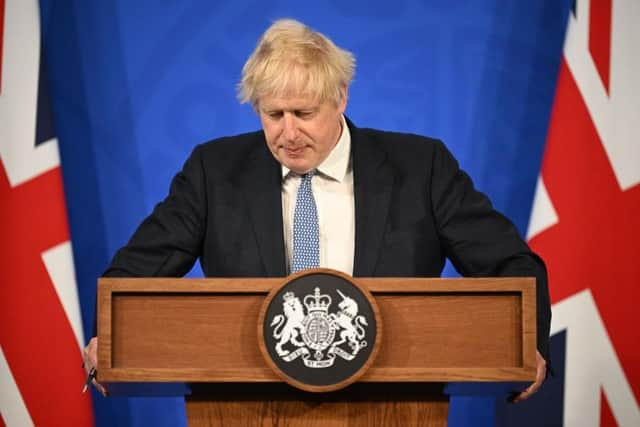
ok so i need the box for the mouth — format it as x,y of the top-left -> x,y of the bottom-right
283,146 -> 306,157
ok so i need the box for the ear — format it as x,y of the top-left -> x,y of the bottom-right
338,86 -> 348,113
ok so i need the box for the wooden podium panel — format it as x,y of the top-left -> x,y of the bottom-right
186,384 -> 449,427
97,276 -> 537,426
98,277 -> 536,382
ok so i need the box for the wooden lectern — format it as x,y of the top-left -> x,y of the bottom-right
97,276 -> 536,426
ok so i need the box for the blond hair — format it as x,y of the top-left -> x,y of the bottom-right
238,19 -> 355,107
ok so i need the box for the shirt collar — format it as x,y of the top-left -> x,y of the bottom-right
281,115 -> 351,182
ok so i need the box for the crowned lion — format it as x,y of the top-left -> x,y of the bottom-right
270,292 -> 306,356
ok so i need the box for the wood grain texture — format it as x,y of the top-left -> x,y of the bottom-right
185,384 -> 449,427
186,399 -> 448,427
370,294 -> 521,367
97,274 -> 536,383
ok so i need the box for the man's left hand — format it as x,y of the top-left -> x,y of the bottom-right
511,350 -> 547,403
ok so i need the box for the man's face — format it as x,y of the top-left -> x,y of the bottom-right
258,93 -> 347,174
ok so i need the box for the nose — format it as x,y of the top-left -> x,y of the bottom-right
283,113 -> 299,141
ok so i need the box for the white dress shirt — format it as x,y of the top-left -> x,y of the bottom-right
281,115 -> 355,275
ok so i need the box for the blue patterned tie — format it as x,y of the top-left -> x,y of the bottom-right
291,171 -> 320,273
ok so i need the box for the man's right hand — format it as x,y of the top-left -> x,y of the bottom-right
83,337 -> 108,396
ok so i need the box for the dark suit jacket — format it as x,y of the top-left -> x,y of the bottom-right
105,118 -> 551,360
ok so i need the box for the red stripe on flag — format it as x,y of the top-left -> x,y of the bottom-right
0,0 -> 5,94
0,164 -> 94,426
600,390 -> 618,427
589,0 -> 612,94
530,59 -> 640,409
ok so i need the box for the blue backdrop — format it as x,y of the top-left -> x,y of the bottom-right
38,1 -> 570,426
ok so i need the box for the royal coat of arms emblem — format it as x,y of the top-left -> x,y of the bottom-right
270,287 -> 368,368
259,269 -> 380,392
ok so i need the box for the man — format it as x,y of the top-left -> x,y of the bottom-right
83,19 -> 550,402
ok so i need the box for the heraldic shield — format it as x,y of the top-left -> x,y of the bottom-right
258,269 -> 382,392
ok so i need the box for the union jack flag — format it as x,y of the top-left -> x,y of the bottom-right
499,0 -> 640,425
0,0 -> 94,425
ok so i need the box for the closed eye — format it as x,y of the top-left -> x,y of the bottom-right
295,110 -> 315,119
266,111 -> 283,119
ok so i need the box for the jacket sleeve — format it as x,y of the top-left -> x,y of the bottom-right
430,140 -> 551,362
103,145 -> 207,278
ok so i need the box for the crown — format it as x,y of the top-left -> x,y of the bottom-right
303,287 -> 332,313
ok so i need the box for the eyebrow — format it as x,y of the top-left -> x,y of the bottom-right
262,106 -> 318,113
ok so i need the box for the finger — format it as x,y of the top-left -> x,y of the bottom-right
511,389 -> 524,403
510,379 -> 542,403
509,388 -> 531,403
510,350 -> 548,403
534,350 -> 547,383
82,338 -> 98,372
92,378 -> 108,397
87,337 -> 99,369
536,361 -> 547,384
82,350 -> 92,375
82,359 -> 91,373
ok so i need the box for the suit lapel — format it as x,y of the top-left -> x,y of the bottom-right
237,139 -> 286,277
350,122 -> 393,276
234,121 -> 393,278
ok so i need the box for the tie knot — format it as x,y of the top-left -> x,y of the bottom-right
299,171 -> 316,187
